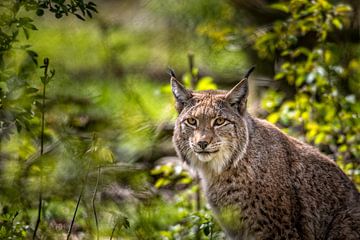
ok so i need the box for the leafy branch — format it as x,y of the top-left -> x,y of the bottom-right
37,0 -> 98,20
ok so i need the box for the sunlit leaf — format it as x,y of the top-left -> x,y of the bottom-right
267,113 -> 280,123
314,132 -> 326,145
196,76 -> 217,90
332,18 -> 343,30
269,3 -> 289,13
335,4 -> 352,14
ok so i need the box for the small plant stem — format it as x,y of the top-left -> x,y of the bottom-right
40,76 -> 47,155
32,192 -> 42,240
188,53 -> 197,90
92,166 -> 101,240
33,58 -> 50,240
67,187 -> 84,240
109,222 -> 118,240
66,157 -> 92,240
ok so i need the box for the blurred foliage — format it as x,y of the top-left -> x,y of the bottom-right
151,162 -> 193,188
151,162 -> 224,239
1,0 -> 359,239
148,0 -> 235,49
0,0 -> 97,141
0,210 -> 29,239
254,0 -> 360,185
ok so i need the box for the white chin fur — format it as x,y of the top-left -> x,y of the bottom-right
191,148 -> 233,175
196,153 -> 216,162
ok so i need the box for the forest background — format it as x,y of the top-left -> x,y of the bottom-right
0,0 -> 359,239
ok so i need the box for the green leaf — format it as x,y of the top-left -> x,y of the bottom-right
123,217 -> 130,229
15,120 -> 22,132
332,18 -> 343,30
25,23 -> 38,30
150,166 -> 162,175
267,112 -> 280,123
196,76 -> 217,90
314,132 -> 326,145
98,146 -> 114,163
335,4 -> 352,14
295,76 -> 305,86
274,72 -> 285,80
339,145 -> 348,152
25,87 -> 38,94
324,50 -> 332,64
86,10 -> 92,18
182,73 -> 192,88
269,3 -> 289,13
202,223 -> 210,236
23,28 -> 29,39
75,13 -> 85,21
179,177 -> 192,184
155,178 -> 171,188
26,50 -> 38,65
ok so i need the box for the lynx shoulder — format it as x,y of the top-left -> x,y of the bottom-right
170,69 -> 360,240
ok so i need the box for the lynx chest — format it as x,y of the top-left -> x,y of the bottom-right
203,173 -> 257,239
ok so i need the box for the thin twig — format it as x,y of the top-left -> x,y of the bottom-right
33,192 -> 42,240
109,222 -> 118,240
187,53 -> 197,89
66,157 -> 92,240
66,187 -> 84,240
92,166 -> 101,240
11,211 -> 19,224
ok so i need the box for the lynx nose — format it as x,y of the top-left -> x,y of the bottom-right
197,141 -> 209,150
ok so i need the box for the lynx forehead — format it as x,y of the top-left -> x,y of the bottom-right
170,67 -> 359,240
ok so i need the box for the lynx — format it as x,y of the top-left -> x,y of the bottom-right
170,68 -> 360,240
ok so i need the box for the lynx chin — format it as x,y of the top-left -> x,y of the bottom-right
170,67 -> 360,240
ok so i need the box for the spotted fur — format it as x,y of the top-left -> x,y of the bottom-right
171,73 -> 360,240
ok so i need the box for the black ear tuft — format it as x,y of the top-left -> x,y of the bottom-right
244,66 -> 255,79
225,65 -> 255,114
225,79 -> 248,103
167,67 -> 177,79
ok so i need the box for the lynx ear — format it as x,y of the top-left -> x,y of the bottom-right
169,70 -> 192,113
225,78 -> 248,113
225,66 -> 254,114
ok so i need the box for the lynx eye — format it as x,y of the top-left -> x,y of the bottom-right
186,118 -> 197,126
214,117 -> 226,126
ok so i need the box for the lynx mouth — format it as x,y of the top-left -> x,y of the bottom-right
194,150 -> 219,154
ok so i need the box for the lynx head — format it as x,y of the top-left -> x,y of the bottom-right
171,68 -> 254,175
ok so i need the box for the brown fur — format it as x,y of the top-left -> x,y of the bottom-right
170,73 -> 360,240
